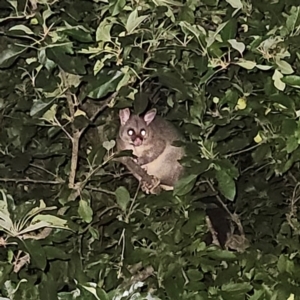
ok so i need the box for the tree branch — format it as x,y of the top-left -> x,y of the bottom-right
0,178 -> 62,184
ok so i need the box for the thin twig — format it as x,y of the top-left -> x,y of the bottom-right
226,143 -> 261,158
206,179 -> 245,236
206,179 -> 233,218
79,91 -> 118,136
53,116 -> 73,140
205,216 -> 221,247
0,178 -> 62,184
82,155 -> 115,187
86,186 -> 116,195
29,163 -> 57,177
0,14 -> 35,25
60,76 -> 79,189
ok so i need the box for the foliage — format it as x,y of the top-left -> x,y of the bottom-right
1,0 -> 300,299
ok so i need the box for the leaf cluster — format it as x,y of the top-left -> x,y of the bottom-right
1,0 -> 300,299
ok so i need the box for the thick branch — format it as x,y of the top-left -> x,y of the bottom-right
69,131 -> 80,188
118,157 -> 153,184
117,157 -> 162,194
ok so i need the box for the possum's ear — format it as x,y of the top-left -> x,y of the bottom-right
143,108 -> 157,125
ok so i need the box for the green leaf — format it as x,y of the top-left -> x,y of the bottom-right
24,240 -> 47,270
221,282 -> 252,293
186,269 -> 204,281
286,6 -> 300,33
46,46 -> 86,75
252,144 -> 271,163
221,19 -> 237,41
87,71 -> 124,99
80,283 -> 110,300
115,186 -> 131,211
157,70 -> 188,96
273,70 -> 286,91
41,104 -> 58,123
256,64 -> 273,70
102,140 -> 116,151
78,199 -> 93,223
109,0 -> 126,16
134,93 -> 149,115
225,0 -> 243,9
9,24 -> 35,35
228,39 -> 245,56
282,75 -> 300,86
179,21 -> 206,46
38,273 -> 58,300
0,44 -> 27,68
235,59 -> 256,70
44,246 -> 69,260
31,214 -> 69,228
207,249 -> 236,260
277,254 -> 295,275
63,28 -> 93,43
286,136 -> 298,153
215,169 -> 236,201
96,18 -> 114,42
125,9 -> 148,34
282,119 -> 297,135
217,159 -> 239,179
276,59 -> 294,75
173,174 -> 197,196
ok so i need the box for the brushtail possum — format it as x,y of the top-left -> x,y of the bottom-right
116,108 -> 242,249
116,108 -> 185,192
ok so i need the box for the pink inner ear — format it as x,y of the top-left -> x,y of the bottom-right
144,109 -> 157,125
119,108 -> 130,125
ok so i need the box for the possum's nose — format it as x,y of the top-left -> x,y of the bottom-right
133,137 -> 142,146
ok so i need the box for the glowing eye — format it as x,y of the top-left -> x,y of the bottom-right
127,129 -> 134,136
140,129 -> 146,136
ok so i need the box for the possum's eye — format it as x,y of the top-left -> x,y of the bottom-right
140,129 -> 146,136
127,129 -> 134,136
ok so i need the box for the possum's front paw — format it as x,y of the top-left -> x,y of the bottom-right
141,176 -> 161,194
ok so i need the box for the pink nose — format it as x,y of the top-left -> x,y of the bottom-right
133,137 -> 142,146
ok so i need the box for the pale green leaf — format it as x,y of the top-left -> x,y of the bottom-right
275,59 -> 294,75
94,59 -> 105,76
78,199 -> 93,223
30,99 -> 55,117
9,24 -> 34,35
235,59 -> 256,70
272,70 -> 286,91
80,286 -> 100,300
286,6 -> 300,33
42,7 -> 54,24
96,18 -> 114,42
0,218 -> 13,232
31,214 -> 68,227
125,10 -> 148,34
102,140 -> 116,151
228,39 -> 245,56
40,104 -> 58,123
256,64 -> 273,70
115,186 -> 131,212
225,0 -> 243,9
18,221 -> 50,235
117,66 -> 132,90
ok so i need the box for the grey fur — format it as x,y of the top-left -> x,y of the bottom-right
117,108 -> 185,188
